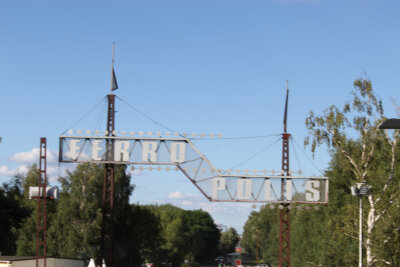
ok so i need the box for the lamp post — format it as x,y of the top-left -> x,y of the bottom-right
378,118 -> 400,129
350,183 -> 371,267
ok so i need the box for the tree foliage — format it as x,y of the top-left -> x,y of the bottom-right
7,78 -> 400,266
304,78 -> 400,266
0,175 -> 28,255
242,208 -> 279,266
242,78 -> 400,266
218,227 -> 239,256
145,204 -> 220,266
1,163 -> 221,267
47,163 -> 105,259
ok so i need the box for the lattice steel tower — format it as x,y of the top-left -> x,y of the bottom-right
99,44 -> 118,267
36,138 -> 48,267
279,81 -> 291,267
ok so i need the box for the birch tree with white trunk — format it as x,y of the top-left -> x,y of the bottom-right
305,78 -> 400,266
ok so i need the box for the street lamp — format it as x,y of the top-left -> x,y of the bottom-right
379,118 -> 400,129
350,183 -> 371,267
351,183 -> 371,197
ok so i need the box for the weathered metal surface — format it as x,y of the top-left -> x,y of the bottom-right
99,94 -> 116,267
36,137 -> 47,267
60,135 -> 328,204
278,132 -> 291,267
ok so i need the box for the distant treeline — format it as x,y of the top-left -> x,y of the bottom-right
3,78 -> 400,267
241,79 -> 400,266
0,163 -> 239,267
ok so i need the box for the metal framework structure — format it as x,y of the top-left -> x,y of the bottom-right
36,137 -> 47,267
279,82 -> 291,267
59,135 -> 328,204
58,76 -> 328,266
99,94 -> 116,267
279,132 -> 291,267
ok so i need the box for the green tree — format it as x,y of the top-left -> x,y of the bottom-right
242,207 -> 279,266
182,209 -> 220,264
290,206 -> 330,266
288,151 -> 361,266
116,204 -> 163,266
146,204 -> 187,265
47,163 -> 133,264
305,78 -> 400,266
145,204 -> 220,266
47,163 -> 103,259
11,163 -> 180,267
218,227 -> 239,256
0,175 -> 28,255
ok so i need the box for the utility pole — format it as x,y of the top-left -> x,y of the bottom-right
278,81 -> 290,267
350,183 -> 371,267
359,197 -> 362,267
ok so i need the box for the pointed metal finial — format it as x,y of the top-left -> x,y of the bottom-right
110,42 -> 118,93
283,80 -> 289,133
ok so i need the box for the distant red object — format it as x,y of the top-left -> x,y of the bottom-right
235,259 -> 242,266
235,247 -> 242,252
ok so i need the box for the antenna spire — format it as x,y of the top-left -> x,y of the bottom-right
283,80 -> 289,133
110,42 -> 118,93
112,42 -> 115,67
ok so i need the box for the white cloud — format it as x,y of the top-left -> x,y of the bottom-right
0,166 -> 12,176
18,165 -> 30,174
10,149 -> 39,163
182,200 -> 193,206
1,148 -> 66,183
0,165 -> 17,176
0,165 -> 29,177
166,191 -> 185,199
10,148 -> 58,164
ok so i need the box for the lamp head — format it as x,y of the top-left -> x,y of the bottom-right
379,118 -> 400,129
350,183 -> 371,197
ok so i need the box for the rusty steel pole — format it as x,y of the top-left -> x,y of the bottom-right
99,94 -> 116,267
36,138 -> 47,267
278,81 -> 290,267
279,133 -> 291,267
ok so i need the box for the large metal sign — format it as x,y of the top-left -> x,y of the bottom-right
59,135 -> 328,204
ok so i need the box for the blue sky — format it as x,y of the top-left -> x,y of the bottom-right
1,0 -> 400,232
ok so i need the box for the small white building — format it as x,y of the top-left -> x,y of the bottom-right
0,256 -> 85,267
